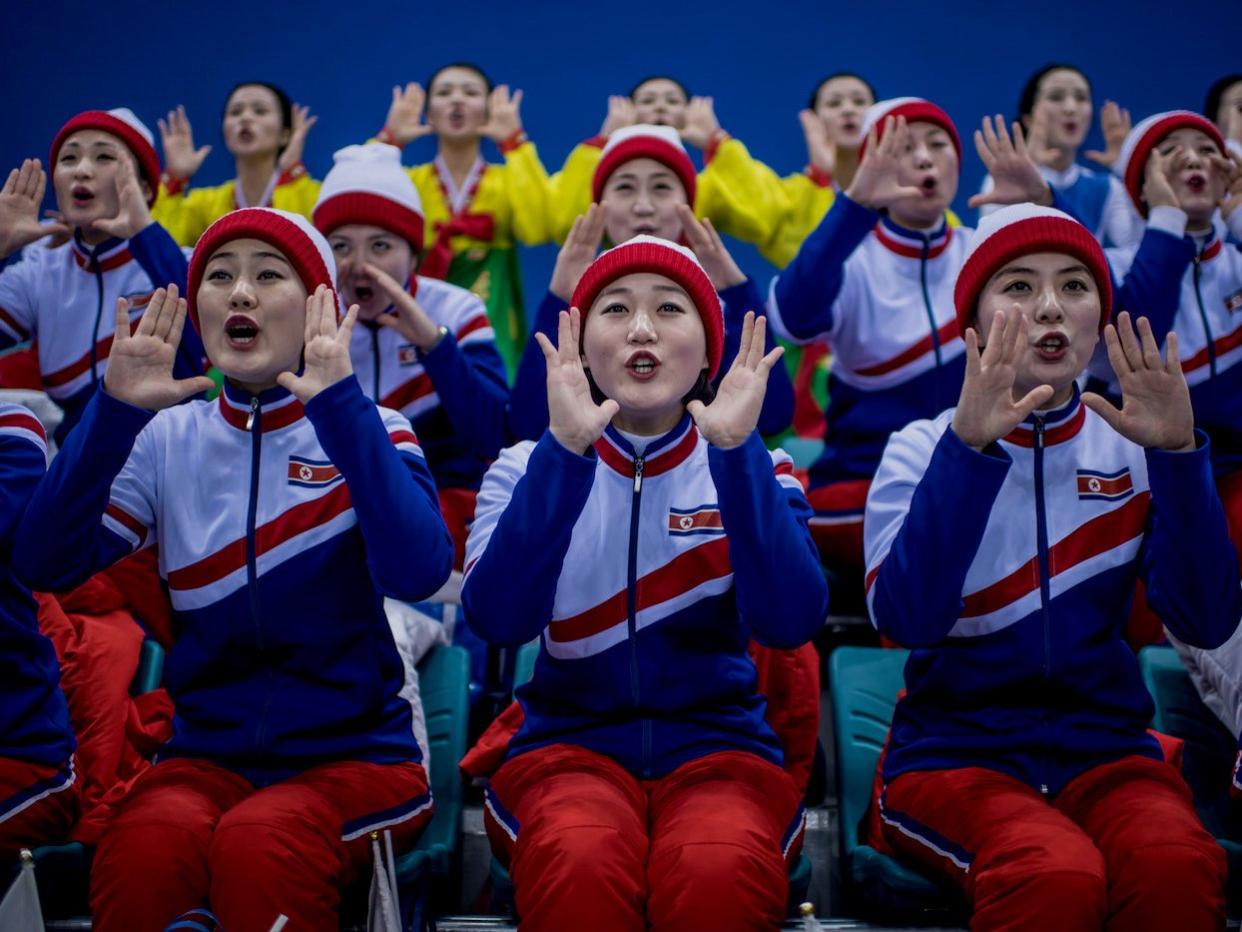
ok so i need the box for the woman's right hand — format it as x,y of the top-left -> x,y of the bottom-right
549,203 -> 606,301
844,116 -> 923,211
600,96 -> 637,138
157,106 -> 211,181
0,160 -> 67,259
384,83 -> 434,147
1142,145 -> 1182,212
798,109 -> 836,177
535,307 -> 618,455
1084,100 -> 1131,168
104,284 -> 213,410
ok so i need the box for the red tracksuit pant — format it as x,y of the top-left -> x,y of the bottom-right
879,755 -> 1226,931
90,756 -> 431,932
807,480 -> 869,580
0,756 -> 78,858
485,744 -> 805,932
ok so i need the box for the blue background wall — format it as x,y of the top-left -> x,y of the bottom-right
5,0 -> 1236,305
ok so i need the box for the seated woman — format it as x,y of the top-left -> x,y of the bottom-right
462,237 -> 828,929
863,204 -> 1239,930
14,208 -> 453,930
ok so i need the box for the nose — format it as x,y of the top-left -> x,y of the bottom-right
911,143 -> 933,170
628,308 -> 657,343
633,189 -> 655,215
228,278 -> 257,309
1035,285 -> 1065,323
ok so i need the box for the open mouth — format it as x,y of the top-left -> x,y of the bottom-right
626,350 -> 660,380
1063,121 -> 1079,134
1033,332 -> 1068,361
352,284 -> 375,304
1186,174 -> 1207,193
920,176 -> 939,196
632,224 -> 658,236
224,314 -> 260,348
71,185 -> 95,205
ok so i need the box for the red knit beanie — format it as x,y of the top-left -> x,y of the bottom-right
313,143 -> 425,253
954,204 -> 1112,335
570,234 -> 723,379
858,97 -> 961,161
50,108 -> 162,207
1115,110 -> 1226,216
592,124 -> 698,205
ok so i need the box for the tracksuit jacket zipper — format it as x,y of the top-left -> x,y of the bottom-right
1192,254 -> 1216,378
919,240 -> 943,368
88,250 -> 105,387
626,454 -> 652,777
245,397 -> 273,749
1033,418 -> 1053,795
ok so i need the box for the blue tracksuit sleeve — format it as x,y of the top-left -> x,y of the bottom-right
417,330 -> 509,459
769,192 -> 877,343
14,388 -> 155,592
0,411 -> 48,543
462,432 -> 597,645
1107,207 -> 1195,344
718,278 -> 793,438
1140,433 -> 1242,649
507,290 -> 567,442
304,375 -> 453,601
865,424 -> 1013,647
708,433 -> 826,647
128,222 -> 206,379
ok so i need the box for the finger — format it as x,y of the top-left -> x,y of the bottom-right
1013,384 -> 1056,419
276,372 -> 300,393
152,283 -> 180,341
32,163 -> 47,205
747,314 -> 768,370
362,262 -> 406,299
114,296 -> 133,342
732,311 -> 755,371
686,399 -> 706,422
994,115 -> 1016,156
1114,311 -> 1145,372
171,376 -> 216,402
1011,121 -> 1029,160
336,303 -> 358,345
585,201 -> 607,245
1165,330 -> 1184,378
598,399 -> 620,422
1099,323 -> 1132,380
1003,306 -> 1027,366
562,212 -> 583,248
534,331 -> 558,364
319,287 -> 338,338
166,295 -> 191,349
973,129 -> 996,171
978,310 -> 1006,367
512,89 -> 523,110
702,216 -> 725,250
135,289 -> 166,337
15,160 -> 34,198
2,168 -> 18,197
554,309 -> 575,362
303,289 -> 320,346
1135,315 -> 1163,371
568,307 -> 583,362
980,115 -> 1000,156
757,344 -> 785,373
861,123 -> 879,164
158,117 -> 169,139
1081,391 -> 1124,432
677,204 -> 708,247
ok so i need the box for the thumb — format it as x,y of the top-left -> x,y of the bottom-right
275,371 -> 301,393
686,399 -> 706,422
195,145 -> 212,161
1081,391 -> 1123,431
173,376 -> 216,402
1013,384 -> 1056,419
598,399 -> 620,422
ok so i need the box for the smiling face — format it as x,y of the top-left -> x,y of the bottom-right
886,120 -> 959,229
976,251 -> 1101,406
632,79 -> 689,129
427,67 -> 489,142
53,129 -> 148,234
223,85 -> 288,160
197,238 -> 308,392
814,76 -> 874,150
581,271 -> 707,435
1156,127 -> 1226,228
328,224 -> 417,321
600,157 -> 689,244
1029,68 -> 1092,152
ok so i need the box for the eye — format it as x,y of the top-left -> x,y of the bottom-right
1064,279 -> 1089,292
97,153 -> 115,162
206,269 -> 231,282
612,182 -> 635,193
58,153 -> 76,164
257,268 -> 285,281
658,301 -> 686,314
331,242 -> 348,255
1002,280 -> 1031,293
601,302 -> 628,315
373,241 -> 390,253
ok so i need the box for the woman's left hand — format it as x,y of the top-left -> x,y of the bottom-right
1082,312 -> 1195,452
277,286 -> 359,403
1210,149 -> 1242,219
90,157 -> 153,240
480,86 -> 524,143
366,263 -> 442,349
968,115 -> 1053,209
277,104 -> 318,174
687,312 -> 783,449
677,205 -> 745,290
680,96 -> 722,150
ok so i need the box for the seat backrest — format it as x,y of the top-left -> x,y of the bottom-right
130,639 -> 164,696
829,646 -> 909,856
418,645 -> 472,841
513,640 -> 539,693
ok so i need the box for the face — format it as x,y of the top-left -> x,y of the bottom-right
328,224 -> 417,322
223,85 -> 289,159
1214,80 -> 1242,133
814,76 -> 873,149
886,121 -> 959,228
427,67 -> 489,140
976,251 -> 1101,404
600,158 -> 688,244
581,272 -> 707,434
53,129 -> 146,231
1030,69 -> 1092,151
632,79 -> 688,129
1157,127 -> 1227,225
197,238 -> 309,391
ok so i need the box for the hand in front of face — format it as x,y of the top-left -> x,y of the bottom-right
364,263 -> 441,349
550,203 -> 606,301
277,286 -> 359,403
384,83 -> 434,147
951,307 -> 1056,451
1084,100 -> 1132,168
103,284 -> 214,410
678,205 -> 746,290
158,105 -> 211,181
480,85 -> 525,143
89,156 -> 153,241
0,159 -> 67,260
1024,107 -> 1062,166
680,96 -> 722,150
798,109 -> 836,177
536,307 -> 618,455
967,115 -> 1052,209
600,96 -> 637,138
1082,312 -> 1195,452
1210,149 -> 1242,219
1142,145 -> 1183,212
844,116 -> 923,211
276,104 -> 318,173
687,312 -> 783,450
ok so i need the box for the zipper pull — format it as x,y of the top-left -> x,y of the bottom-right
245,396 -> 259,432
1040,783 -> 1049,796
1034,417 -> 1045,449
633,455 -> 645,494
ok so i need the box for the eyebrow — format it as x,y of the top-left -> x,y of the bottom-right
995,263 -> 1090,277
206,250 -> 291,265
653,284 -> 689,295
612,168 -> 676,181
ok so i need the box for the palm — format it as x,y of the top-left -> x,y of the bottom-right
847,117 -> 921,210
158,106 -> 210,179
278,287 -> 357,402
480,86 -> 522,142
1085,101 -> 1130,167
536,307 -> 618,454
277,105 -> 316,172
799,110 -> 835,175
0,159 -> 60,257
103,285 -> 213,410
688,313 -> 782,449
968,116 -> 1048,209
550,205 -> 606,300
386,83 -> 431,145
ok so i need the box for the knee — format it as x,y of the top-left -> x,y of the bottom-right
514,822 -> 642,890
1113,840 -> 1227,903
208,807 -> 336,880
974,846 -> 1108,931
648,841 -> 786,927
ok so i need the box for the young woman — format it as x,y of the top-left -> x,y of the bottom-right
976,65 -> 1141,246
14,208 -> 453,929
1205,73 -> 1242,157
863,204 -> 1237,930
152,82 -> 319,246
463,236 -> 828,930
0,109 -> 204,444
376,64 -> 555,375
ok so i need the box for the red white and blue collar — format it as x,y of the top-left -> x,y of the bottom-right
218,380 -> 305,433
1004,386 -> 1085,448
874,215 -> 954,259
594,414 -> 699,479
71,233 -> 132,272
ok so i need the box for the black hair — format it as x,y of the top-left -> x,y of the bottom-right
222,81 -> 294,156
807,72 -> 876,111
1016,64 -> 1091,124
629,75 -> 692,102
426,62 -> 494,95
1205,74 -> 1242,125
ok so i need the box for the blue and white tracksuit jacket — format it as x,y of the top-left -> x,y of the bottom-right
864,389 -> 1241,794
14,377 -> 454,787
351,275 -> 508,491
0,225 -> 205,444
0,404 -> 76,807
979,163 -> 1144,247
461,418 -> 829,779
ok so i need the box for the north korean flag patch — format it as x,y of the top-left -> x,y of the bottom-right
398,344 -> 420,366
668,505 -> 724,536
1076,467 -> 1133,502
288,456 -> 342,489
1225,288 -> 1242,313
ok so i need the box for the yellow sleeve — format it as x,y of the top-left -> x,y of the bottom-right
757,173 -> 836,269
547,142 -> 603,244
151,182 -> 233,247
945,208 -> 962,228
498,141 -> 554,246
694,137 -> 791,246
271,174 -> 322,221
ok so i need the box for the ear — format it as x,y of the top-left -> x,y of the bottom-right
139,179 -> 154,203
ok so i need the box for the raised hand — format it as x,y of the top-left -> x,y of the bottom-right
967,115 -> 1052,209
550,203 -> 606,301
798,109 -> 836,177
103,284 -> 213,410
89,156 -> 152,241
687,312 -> 784,449
277,104 -> 318,173
384,83 -> 434,147
0,159 -> 67,259
277,286 -> 358,403
600,96 -> 637,138
951,307 -> 1056,450
1142,145 -> 1182,212
366,262 -> 441,348
677,204 -> 745,290
1082,312 -> 1195,451
1084,100 -> 1131,167
680,96 -> 722,150
535,307 -> 618,454
157,105 -> 211,180
41,210 -> 72,249
845,116 -> 923,210
1024,106 -> 1062,166
1210,149 -> 1242,219
480,85 -> 524,143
